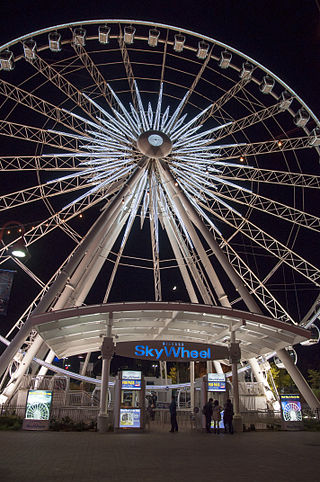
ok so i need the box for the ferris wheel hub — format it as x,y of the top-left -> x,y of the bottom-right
137,130 -> 172,158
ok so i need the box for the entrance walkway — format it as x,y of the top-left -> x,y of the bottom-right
0,430 -> 319,481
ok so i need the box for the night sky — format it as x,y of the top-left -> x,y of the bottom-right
0,0 -> 320,374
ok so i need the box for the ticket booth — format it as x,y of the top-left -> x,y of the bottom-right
114,370 -> 145,431
201,373 -> 228,430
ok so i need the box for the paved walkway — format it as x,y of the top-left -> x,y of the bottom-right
0,429 -> 319,481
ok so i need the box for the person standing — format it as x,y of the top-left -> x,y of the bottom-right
203,398 -> 213,433
212,399 -> 222,434
169,395 -> 178,432
223,398 -> 234,434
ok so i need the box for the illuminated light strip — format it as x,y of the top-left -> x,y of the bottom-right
61,108 -> 106,132
41,152 -> 126,158
170,104 -> 215,140
62,166 -> 134,211
106,83 -> 140,135
134,80 -> 149,131
84,92 -> 137,137
44,82 -> 249,248
153,83 -> 163,130
130,103 -> 142,131
210,176 -> 252,194
98,112 -> 137,139
47,128 -> 92,143
171,166 -> 217,193
188,196 -> 223,236
120,174 -> 147,249
171,125 -> 202,143
171,162 -> 219,181
147,102 -> 153,126
162,90 -> 190,133
86,129 -> 133,146
160,106 -> 170,130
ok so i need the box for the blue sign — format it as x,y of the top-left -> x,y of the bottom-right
121,370 -> 142,390
120,409 -> 141,428
208,373 -> 226,392
116,340 -> 229,361
134,344 -> 211,360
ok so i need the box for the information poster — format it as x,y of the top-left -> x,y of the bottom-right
281,394 -> 302,422
119,409 -> 141,428
208,373 -> 226,392
280,394 -> 304,430
23,390 -> 53,430
121,370 -> 142,390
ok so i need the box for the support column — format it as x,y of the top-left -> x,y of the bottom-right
0,334 -> 44,404
230,330 -> 242,432
190,361 -> 195,412
80,352 -> 91,377
0,162 -> 146,391
164,361 -> 168,386
276,348 -> 320,411
34,349 -> 56,389
213,361 -> 224,374
249,357 -> 276,409
97,315 -> 114,433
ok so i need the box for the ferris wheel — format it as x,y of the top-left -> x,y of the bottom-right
0,20 -> 319,396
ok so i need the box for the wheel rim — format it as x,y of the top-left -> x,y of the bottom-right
0,19 -> 319,347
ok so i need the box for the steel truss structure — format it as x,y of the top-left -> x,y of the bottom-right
0,20 -> 319,408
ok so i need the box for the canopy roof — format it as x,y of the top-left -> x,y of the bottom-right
30,302 -> 310,360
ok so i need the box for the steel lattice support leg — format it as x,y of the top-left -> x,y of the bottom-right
276,348 -> 320,411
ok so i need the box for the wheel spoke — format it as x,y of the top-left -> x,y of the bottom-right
27,54 -> 104,123
208,100 -> 293,144
201,199 -> 320,285
0,176 -> 94,212
0,78 -> 90,135
216,236 -> 295,323
209,135 -> 314,160
216,184 -> 320,232
0,155 -> 82,171
217,165 -> 320,189
0,120 -> 81,151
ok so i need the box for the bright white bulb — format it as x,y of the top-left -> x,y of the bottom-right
11,249 -> 26,258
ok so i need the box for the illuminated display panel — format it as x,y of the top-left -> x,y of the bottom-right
25,390 -> 53,420
121,370 -> 142,390
211,412 -> 225,430
119,409 -> 141,428
208,373 -> 226,392
280,394 -> 302,422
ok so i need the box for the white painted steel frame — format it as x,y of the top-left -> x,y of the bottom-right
0,19 -> 319,408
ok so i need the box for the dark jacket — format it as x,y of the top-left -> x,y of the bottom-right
203,400 -> 213,417
223,401 -> 234,420
169,399 -> 177,415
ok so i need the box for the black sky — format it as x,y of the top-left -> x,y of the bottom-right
0,0 -> 320,372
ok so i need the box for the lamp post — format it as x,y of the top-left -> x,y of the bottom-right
0,221 -> 29,260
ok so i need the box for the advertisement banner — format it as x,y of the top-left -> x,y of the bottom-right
0,269 -> 15,316
208,373 -> 226,392
121,370 -> 142,390
23,390 -> 53,430
280,394 -> 304,430
119,409 -> 141,428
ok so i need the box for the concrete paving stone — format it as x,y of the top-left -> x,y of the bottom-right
0,430 -> 319,482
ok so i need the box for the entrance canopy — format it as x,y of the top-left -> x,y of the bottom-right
29,302 -> 310,361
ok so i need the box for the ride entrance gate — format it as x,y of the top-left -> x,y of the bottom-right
19,301 -> 313,432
